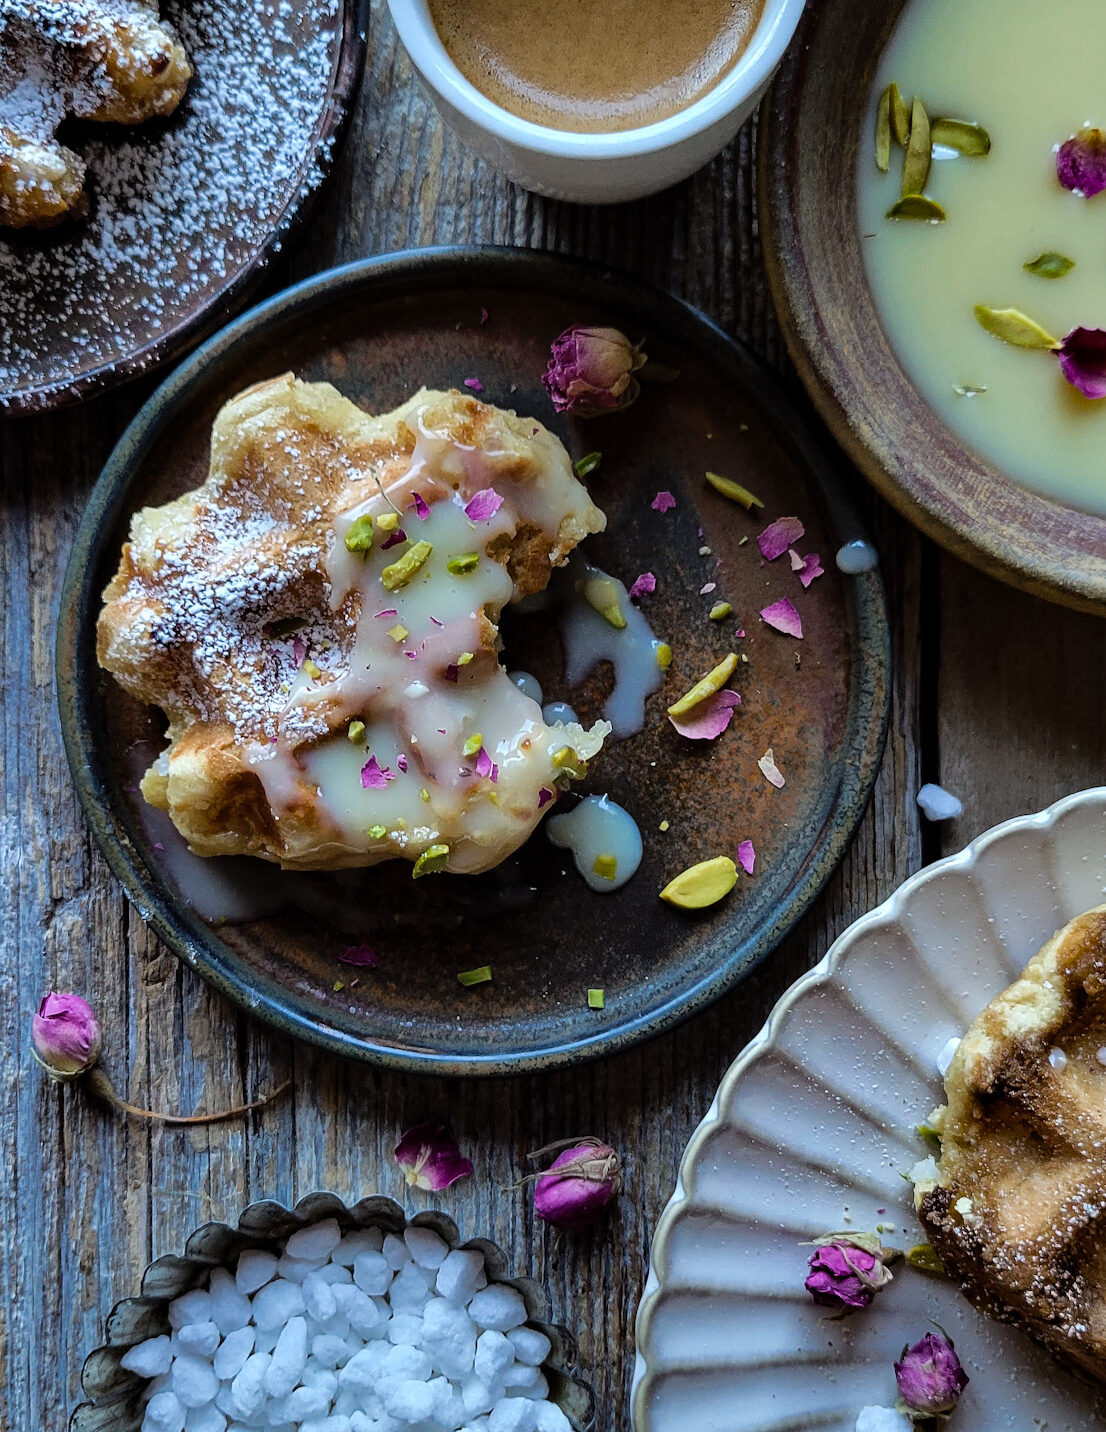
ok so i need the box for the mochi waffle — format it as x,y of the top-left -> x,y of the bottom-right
0,0 -> 192,227
915,904 -> 1106,1385
98,375 -> 609,875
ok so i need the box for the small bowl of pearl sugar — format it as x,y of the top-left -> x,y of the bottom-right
71,1192 -> 595,1432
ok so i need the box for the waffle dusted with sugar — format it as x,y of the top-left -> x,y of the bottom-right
0,0 -> 192,227
98,374 -> 609,874
915,904 -> 1106,1385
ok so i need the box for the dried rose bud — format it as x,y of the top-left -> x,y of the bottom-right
894,1331 -> 969,1417
1056,325 -> 1106,400
531,1137 -> 621,1229
1056,126 -> 1106,198
542,326 -> 645,417
803,1232 -> 898,1314
394,1122 -> 473,1191
32,992 -> 101,1080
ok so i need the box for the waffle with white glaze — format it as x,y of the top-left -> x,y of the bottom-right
98,375 -> 609,875
1,0 -> 192,227
915,904 -> 1106,1385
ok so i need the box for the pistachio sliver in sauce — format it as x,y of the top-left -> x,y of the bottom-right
1024,251 -> 1075,279
889,82 -> 911,146
974,304 -> 1059,349
930,117 -> 991,156
876,86 -> 892,171
886,194 -> 946,221
902,96 -> 932,196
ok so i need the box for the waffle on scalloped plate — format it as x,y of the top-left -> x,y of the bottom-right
914,903 -> 1106,1386
0,0 -> 192,227
97,374 -> 610,876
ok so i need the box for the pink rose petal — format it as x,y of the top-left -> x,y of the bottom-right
758,748 -> 785,788
444,665 -> 459,683
381,528 -> 407,550
465,488 -> 504,522
474,746 -> 493,779
668,689 -> 741,741
737,839 -> 755,875
628,572 -> 656,601
1057,326 -> 1106,399
374,608 -> 398,618
1056,127 -> 1106,197
396,754 -> 408,773
798,552 -> 824,588
394,1122 -> 473,1191
338,945 -> 379,967
292,636 -> 306,666
361,755 -> 395,790
699,581 -> 716,595
760,597 -> 803,638
490,763 -> 499,784
410,493 -> 430,520
757,517 -> 805,562
480,307 -> 489,325
651,490 -> 676,512
464,377 -> 484,392
538,787 -> 555,808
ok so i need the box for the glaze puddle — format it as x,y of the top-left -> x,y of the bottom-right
546,794 -> 643,893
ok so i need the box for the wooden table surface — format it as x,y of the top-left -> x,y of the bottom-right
5,9 -> 1106,1430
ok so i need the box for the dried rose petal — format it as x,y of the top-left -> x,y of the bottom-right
465,488 -> 504,522
444,664 -> 459,683
1057,325 -> 1106,399
292,636 -> 306,666
668,689 -> 741,741
1056,127 -> 1106,197
757,516 -> 805,562
374,608 -> 398,618
758,748 -> 785,788
394,1122 -> 473,1191
538,787 -> 555,808
761,597 -> 803,638
381,528 -> 407,550
797,552 -> 824,588
396,754 -> 408,773
651,490 -> 676,513
337,945 -> 379,967
737,839 -> 755,875
463,376 -> 484,392
474,746 -> 494,779
628,572 -> 656,601
410,493 -> 430,520
361,756 -> 395,790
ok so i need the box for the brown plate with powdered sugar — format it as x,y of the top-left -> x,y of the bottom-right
0,0 -> 365,417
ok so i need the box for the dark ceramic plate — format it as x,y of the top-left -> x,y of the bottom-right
0,0 -> 365,417
57,248 -> 890,1074
759,0 -> 1106,614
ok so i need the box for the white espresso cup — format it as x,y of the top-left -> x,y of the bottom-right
386,0 -> 808,205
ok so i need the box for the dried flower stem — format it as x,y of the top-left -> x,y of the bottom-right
84,1067 -> 290,1124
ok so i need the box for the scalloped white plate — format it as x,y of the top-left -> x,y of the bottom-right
633,788 -> 1106,1432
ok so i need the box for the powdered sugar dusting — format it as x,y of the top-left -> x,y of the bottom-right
0,0 -> 342,406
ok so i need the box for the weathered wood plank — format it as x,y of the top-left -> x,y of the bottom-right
0,8 -> 931,1431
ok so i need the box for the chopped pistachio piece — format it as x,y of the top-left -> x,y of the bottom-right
587,988 -> 605,1009
875,85 -> 892,172
593,853 -> 617,881
1024,251 -> 1075,280
333,980 -> 345,992
916,1122 -> 942,1149
447,551 -> 480,574
381,539 -> 433,591
376,511 -> 400,532
462,732 -> 484,757
551,746 -> 587,780
302,658 -> 322,679
906,1243 -> 946,1275
386,623 -> 408,643
458,965 -> 492,987
889,82 -> 910,146
974,305 -> 1058,349
931,117 -> 991,156
705,470 -> 764,509
659,819 -> 670,832
668,652 -> 739,717
344,513 -> 375,554
660,855 -> 738,910
412,843 -> 450,878
456,651 -> 474,666
655,642 -> 673,671
347,719 -> 366,744
582,575 -> 626,630
420,787 -> 430,802
709,601 -> 732,621
367,824 -> 387,839
902,96 -> 931,196
573,452 -> 602,479
886,194 -> 946,222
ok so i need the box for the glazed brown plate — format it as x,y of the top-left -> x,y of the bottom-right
57,248 -> 890,1074
0,0 -> 365,417
759,0 -> 1106,614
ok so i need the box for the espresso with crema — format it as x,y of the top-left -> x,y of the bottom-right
428,0 -> 767,134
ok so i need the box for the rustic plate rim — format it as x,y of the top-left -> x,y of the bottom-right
56,245 -> 891,1075
757,6 -> 1106,617
0,0 -> 368,419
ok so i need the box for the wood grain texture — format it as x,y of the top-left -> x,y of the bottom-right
5,5 -> 1099,1430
